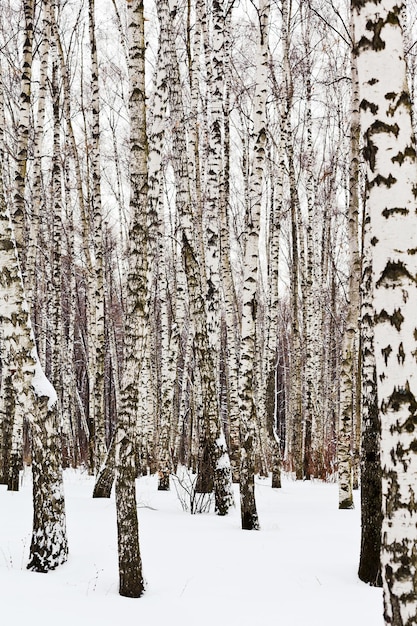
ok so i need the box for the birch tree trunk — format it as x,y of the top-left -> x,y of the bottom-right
4,0 -> 35,490
114,0 -> 147,598
281,0 -> 303,478
153,1 -> 178,491
160,0 -> 234,515
219,5 -> 241,483
0,140 -> 68,573
353,0 -> 417,620
264,134 -> 282,489
88,0 -> 106,474
338,23 -> 361,510
358,203 -> 382,587
204,0 -> 224,357
13,0 -> 34,266
26,0 -> 50,305
239,0 -> 271,530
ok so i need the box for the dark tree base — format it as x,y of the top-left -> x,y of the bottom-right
157,472 -> 170,491
241,511 -> 260,530
339,498 -> 354,510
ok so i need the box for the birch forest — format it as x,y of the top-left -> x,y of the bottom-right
1,0 -> 417,622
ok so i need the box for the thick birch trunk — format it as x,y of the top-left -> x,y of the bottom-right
0,153 -> 68,571
353,0 -> 417,620
5,0 -> 35,490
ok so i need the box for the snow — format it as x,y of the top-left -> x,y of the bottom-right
0,470 -> 383,626
31,352 -> 58,409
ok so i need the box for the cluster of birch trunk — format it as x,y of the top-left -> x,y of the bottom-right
1,0 -> 417,619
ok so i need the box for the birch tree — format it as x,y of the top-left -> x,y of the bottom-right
338,16 -> 361,510
114,0 -> 147,598
353,0 -> 417,620
158,0 -> 234,515
238,0 -> 271,530
2,0 -> 35,490
13,0 -> 34,266
87,0 -> 106,474
358,203 -> 382,587
281,0 -> 303,478
0,117 -> 68,572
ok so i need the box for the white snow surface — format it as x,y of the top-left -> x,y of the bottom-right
0,470 -> 383,625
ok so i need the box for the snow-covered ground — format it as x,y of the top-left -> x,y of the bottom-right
0,470 -> 382,625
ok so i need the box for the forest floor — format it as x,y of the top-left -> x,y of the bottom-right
0,468 -> 382,625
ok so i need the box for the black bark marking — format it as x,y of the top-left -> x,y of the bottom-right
371,120 -> 400,138
363,120 -> 400,172
382,207 -> 409,218
376,260 -> 416,289
375,308 -> 404,331
387,382 -> 417,415
0,239 -> 16,251
351,0 -> 378,9
363,140 -> 378,172
383,471 -> 403,513
391,309 -> 404,331
391,145 -> 416,166
381,345 -> 393,366
387,91 -> 413,117
356,18 -> 386,52
371,236 -> 379,246
360,99 -> 379,114
368,173 -> 397,189
397,342 -> 405,364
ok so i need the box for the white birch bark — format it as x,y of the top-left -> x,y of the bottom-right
264,132 -> 282,489
338,23 -> 361,509
219,3 -> 241,483
281,0 -> 303,478
300,4 -> 321,480
88,0 -> 106,474
358,196 -> 382,586
238,0 -> 270,530
25,0 -> 51,306
13,0 -> 34,265
153,0 -> 179,491
204,0 -> 224,356
353,0 -> 417,620
115,0 -> 146,598
5,0 -> 35,489
0,143 -> 68,572
0,59 -> 14,485
160,0 -> 234,514
61,153 -> 77,465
